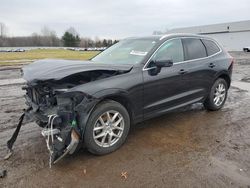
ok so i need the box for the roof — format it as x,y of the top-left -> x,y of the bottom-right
158,33 -> 212,40
126,33 -> 211,41
166,20 -> 250,35
125,35 -> 162,40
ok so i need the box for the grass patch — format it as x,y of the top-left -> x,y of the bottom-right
0,49 -> 100,65
0,61 -> 32,66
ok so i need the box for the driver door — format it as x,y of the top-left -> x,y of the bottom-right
143,38 -> 188,120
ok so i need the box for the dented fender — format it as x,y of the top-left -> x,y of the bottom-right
74,96 -> 101,137
73,88 -> 132,137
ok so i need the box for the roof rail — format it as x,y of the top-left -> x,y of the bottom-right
159,34 -> 170,40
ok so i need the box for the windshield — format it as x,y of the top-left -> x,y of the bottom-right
92,39 -> 157,64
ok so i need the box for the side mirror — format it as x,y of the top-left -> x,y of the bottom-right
148,59 -> 173,76
155,59 -> 173,68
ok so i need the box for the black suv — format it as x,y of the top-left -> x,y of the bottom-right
21,34 -> 233,164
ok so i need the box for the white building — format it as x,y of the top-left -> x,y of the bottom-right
166,20 -> 250,51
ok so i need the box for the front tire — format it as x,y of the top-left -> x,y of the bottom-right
204,78 -> 228,111
84,100 -> 130,155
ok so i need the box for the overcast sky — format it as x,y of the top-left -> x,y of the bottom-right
1,0 -> 249,39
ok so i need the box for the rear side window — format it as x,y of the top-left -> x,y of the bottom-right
182,38 -> 207,60
202,39 -> 220,56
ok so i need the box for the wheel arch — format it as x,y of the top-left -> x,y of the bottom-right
214,71 -> 231,88
82,93 -> 132,155
77,89 -> 135,138
98,95 -> 135,125
92,89 -> 135,125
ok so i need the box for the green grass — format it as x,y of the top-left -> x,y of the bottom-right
0,49 -> 100,65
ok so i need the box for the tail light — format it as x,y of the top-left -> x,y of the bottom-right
226,50 -> 234,68
228,58 -> 234,74
230,58 -> 235,66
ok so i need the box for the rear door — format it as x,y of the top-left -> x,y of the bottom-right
180,37 -> 214,101
201,38 -> 222,79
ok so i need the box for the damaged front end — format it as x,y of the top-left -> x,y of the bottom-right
24,86 -> 91,166
6,59 -> 132,166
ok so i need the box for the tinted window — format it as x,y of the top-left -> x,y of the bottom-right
152,38 -> 184,63
202,39 -> 220,56
182,38 -> 207,60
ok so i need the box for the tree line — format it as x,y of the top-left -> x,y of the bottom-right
0,24 -> 118,47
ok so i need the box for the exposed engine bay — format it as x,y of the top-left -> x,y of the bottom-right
6,59 -> 132,167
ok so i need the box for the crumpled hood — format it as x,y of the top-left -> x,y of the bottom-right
22,59 -> 133,83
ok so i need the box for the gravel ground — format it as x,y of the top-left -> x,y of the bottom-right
0,52 -> 250,187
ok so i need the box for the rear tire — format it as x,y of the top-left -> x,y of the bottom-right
204,78 -> 228,111
84,100 -> 130,155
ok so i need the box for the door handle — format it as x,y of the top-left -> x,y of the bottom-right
178,69 -> 188,74
209,63 -> 215,68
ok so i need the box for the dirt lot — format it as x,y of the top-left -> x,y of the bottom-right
1,52 -> 250,187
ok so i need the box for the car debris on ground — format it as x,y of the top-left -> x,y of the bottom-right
0,169 -> 7,178
121,171 -> 128,179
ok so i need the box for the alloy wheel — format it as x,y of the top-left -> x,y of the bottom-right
93,110 -> 124,148
213,83 -> 226,106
